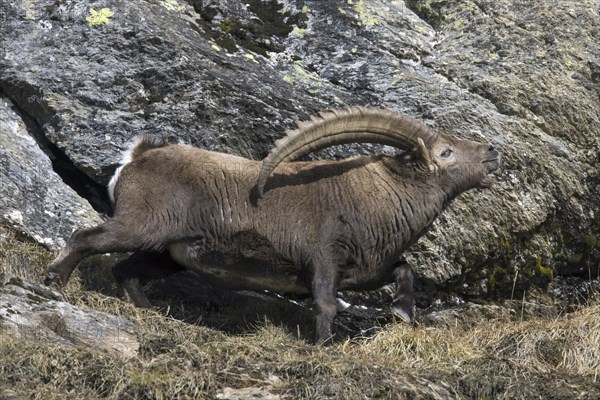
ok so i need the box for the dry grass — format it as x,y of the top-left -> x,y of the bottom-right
2,226 -> 600,399
362,308 -> 600,398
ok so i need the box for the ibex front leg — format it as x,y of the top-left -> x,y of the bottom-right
391,261 -> 415,323
310,259 -> 339,345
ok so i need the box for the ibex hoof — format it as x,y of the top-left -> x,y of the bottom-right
44,272 -> 64,289
392,305 -> 413,324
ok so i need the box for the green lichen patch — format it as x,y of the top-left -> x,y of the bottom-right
244,53 -> 259,64
85,8 -> 114,27
291,26 -> 306,37
405,0 -> 448,30
160,0 -> 185,12
7,277 -> 25,289
351,0 -> 380,27
214,37 -> 238,53
338,0 -> 380,27
582,235 -> 598,251
199,0 -> 307,57
26,293 -> 46,304
535,256 -> 554,281
282,62 -> 325,90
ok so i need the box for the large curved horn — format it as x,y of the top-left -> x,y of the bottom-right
255,107 -> 438,197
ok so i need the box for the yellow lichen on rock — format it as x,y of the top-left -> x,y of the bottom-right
160,0 -> 185,12
86,8 -> 114,27
244,53 -> 259,64
352,0 -> 380,27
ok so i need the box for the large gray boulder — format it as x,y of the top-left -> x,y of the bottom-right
0,275 -> 139,357
0,0 -> 598,302
0,95 -> 102,251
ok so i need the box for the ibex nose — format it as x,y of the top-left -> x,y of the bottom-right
488,144 -> 495,152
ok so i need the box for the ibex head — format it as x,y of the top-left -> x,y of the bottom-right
255,107 -> 500,197
421,132 -> 500,193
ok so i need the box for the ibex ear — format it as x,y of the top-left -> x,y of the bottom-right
416,138 -> 434,171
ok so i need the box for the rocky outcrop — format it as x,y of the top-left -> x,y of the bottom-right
0,0 -> 598,304
0,95 -> 102,251
0,275 -> 139,357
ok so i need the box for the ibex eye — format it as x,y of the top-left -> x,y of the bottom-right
441,149 -> 453,158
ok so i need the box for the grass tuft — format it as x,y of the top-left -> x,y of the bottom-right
2,226 -> 600,398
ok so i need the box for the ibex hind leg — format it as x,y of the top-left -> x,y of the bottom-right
112,251 -> 184,308
45,220 -> 149,288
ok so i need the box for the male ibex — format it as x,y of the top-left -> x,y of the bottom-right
45,107 -> 500,344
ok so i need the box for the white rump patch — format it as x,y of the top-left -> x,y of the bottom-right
107,166 -> 123,204
107,136 -> 149,204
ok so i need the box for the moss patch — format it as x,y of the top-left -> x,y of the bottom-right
204,0 -> 303,57
535,256 -> 554,280
26,293 -> 46,304
7,276 -> 25,289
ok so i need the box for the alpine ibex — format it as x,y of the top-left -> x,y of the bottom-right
45,107 -> 501,344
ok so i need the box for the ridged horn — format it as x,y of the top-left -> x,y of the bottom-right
255,107 -> 438,197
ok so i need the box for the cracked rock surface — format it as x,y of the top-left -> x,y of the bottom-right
0,94 -> 102,251
0,0 -> 598,303
0,275 -> 139,358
